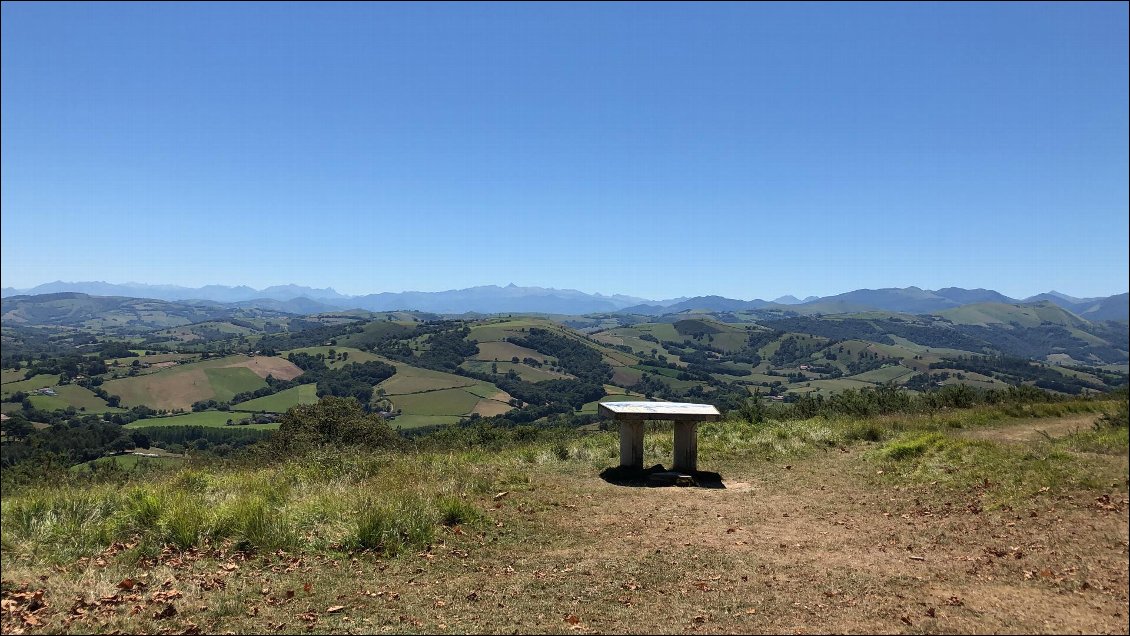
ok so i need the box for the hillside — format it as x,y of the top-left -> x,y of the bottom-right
0,293 -> 298,332
2,397 -> 1126,634
5,285 -> 1127,320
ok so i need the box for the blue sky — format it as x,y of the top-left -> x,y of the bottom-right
2,2 -> 1127,300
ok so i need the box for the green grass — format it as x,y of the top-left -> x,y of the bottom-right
795,378 -> 878,393
871,428 -> 1122,508
202,367 -> 268,401
124,411 -> 280,430
26,384 -> 125,413
2,447 -> 491,563
391,388 -> 482,416
232,384 -> 319,412
849,365 -> 916,384
377,364 -> 477,395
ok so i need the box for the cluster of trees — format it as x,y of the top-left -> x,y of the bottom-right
141,425 -> 271,452
417,327 -> 480,371
18,354 -> 109,382
315,360 -> 397,404
770,336 -> 822,366
509,328 -> 612,384
1,415 -> 142,470
931,355 -> 1106,395
779,382 -> 1068,421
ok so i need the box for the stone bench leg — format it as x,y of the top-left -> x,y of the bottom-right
619,421 -> 644,470
673,421 -> 698,472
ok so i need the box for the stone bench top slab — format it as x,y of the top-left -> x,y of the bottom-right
598,401 -> 721,422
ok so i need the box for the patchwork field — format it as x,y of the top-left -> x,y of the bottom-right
102,356 -> 302,410
370,359 -> 515,429
470,318 -> 640,370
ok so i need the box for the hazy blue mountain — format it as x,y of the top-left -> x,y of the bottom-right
0,281 -> 348,304
0,292 -> 296,329
773,295 -> 820,305
348,284 -> 646,314
1075,293 -> 1129,321
1024,290 -> 1101,306
4,283 -> 1125,319
933,287 -> 1017,306
799,287 -> 960,314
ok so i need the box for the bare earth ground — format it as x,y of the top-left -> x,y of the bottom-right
222,357 -> 304,381
2,415 -> 1127,634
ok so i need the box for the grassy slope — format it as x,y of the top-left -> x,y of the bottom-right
27,384 -> 125,413
0,374 -> 61,397
232,384 -> 319,413
1,399 -> 1125,635
102,356 -> 280,410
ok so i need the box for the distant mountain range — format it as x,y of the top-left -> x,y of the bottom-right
1,281 -> 1126,321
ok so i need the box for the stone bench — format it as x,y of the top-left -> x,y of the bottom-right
597,401 -> 721,472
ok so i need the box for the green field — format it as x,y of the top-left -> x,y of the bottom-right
390,388 -> 482,417
471,341 -> 551,363
0,374 -> 61,397
27,384 -> 125,413
1,369 -> 28,384
791,378 -> 878,393
124,410 -> 280,430
202,367 -> 268,401
460,360 -> 571,382
232,384 -> 319,412
849,365 -> 917,384
377,364 -> 478,395
101,355 -> 295,410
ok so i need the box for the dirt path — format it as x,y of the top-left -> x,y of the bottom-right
959,414 -> 1097,443
480,416 -> 1129,634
